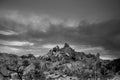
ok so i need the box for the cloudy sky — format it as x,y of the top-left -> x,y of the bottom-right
0,0 -> 120,59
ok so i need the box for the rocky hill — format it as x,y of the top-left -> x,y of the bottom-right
0,43 -> 119,80
42,43 -> 100,62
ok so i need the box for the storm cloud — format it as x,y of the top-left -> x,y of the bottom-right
28,19 -> 120,52
29,19 -> 120,58
0,10 -> 120,59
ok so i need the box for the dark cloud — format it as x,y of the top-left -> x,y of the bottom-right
1,0 -> 120,22
27,19 -> 120,49
0,17 -> 120,58
25,19 -> 120,58
77,20 -> 120,51
0,0 -> 120,59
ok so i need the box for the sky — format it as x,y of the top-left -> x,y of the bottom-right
0,0 -> 120,60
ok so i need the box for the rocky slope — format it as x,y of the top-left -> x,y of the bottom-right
0,43 -> 119,80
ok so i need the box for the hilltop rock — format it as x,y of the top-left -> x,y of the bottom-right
53,45 -> 60,52
43,43 -> 77,62
61,43 -> 75,54
64,43 -> 70,48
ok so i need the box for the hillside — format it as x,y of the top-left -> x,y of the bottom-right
0,43 -> 119,80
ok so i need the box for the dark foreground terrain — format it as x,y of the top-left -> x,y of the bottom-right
0,43 -> 120,80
